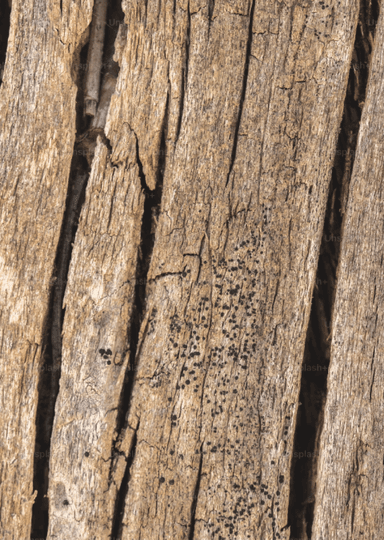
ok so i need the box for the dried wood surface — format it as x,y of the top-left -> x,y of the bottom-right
0,1 -> 92,538
312,6 -> 384,539
3,0 -> 384,539
46,0 -> 359,538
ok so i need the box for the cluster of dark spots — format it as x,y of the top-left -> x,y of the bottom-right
99,348 -> 112,364
282,415 -> 291,439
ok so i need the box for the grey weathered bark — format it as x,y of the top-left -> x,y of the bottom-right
0,0 -> 383,539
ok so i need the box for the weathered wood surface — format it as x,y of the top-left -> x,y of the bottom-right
47,0 -> 360,538
312,6 -> 384,540
115,1 -> 360,538
47,136 -> 146,538
0,1 -> 92,538
5,0 -> 384,538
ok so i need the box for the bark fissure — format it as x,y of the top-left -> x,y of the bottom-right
108,94 -> 167,538
31,44 -> 92,540
188,446 -> 204,540
288,4 -> 378,537
225,0 -> 255,188
0,0 -> 11,86
111,427 -> 139,540
113,115 -> 166,441
176,2 -> 190,143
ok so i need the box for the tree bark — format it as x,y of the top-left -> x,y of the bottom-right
0,0 -> 92,537
312,4 -> 384,539
0,0 -> 382,539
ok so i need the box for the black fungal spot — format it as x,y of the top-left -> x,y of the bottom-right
159,477 -> 165,484
63,500 -> 69,506
84,452 -> 89,457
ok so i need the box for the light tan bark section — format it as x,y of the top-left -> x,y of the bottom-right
47,137 -> 145,539
0,1 -> 92,538
47,0 -> 189,536
312,6 -> 384,540
110,0 -> 358,539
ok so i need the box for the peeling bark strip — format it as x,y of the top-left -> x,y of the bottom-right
0,0 -> 93,538
312,5 -> 384,539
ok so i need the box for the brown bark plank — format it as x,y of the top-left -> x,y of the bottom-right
0,1 -> 92,538
108,0 -> 359,539
312,6 -> 384,540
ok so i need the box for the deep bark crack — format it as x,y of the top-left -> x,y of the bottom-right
109,74 -> 169,539
176,2 -> 190,143
188,445 -> 204,540
225,0 -> 255,188
0,0 -> 11,87
288,2 -> 379,537
110,427 -> 139,540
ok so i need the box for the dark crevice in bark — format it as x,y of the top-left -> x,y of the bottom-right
288,4 -> 378,538
208,0 -> 215,23
0,0 -> 11,87
115,96 -> 168,436
110,91 -> 168,539
31,119 -> 91,540
176,3 -> 190,143
110,428 -> 138,540
225,0 -> 255,188
207,0 -> 215,35
189,446 -> 204,540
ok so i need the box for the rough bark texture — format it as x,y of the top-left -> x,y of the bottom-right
0,0 -> 92,538
312,4 -> 384,539
0,0 -> 383,539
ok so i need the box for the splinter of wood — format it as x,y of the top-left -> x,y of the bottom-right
84,0 -> 108,117
51,171 -> 88,404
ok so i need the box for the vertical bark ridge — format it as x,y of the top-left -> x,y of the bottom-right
112,0 -> 359,538
288,2 -> 379,537
311,1 -> 384,538
46,0 -> 181,536
108,112 -> 166,539
0,0 -> 93,537
31,26 -> 96,537
33,0 -> 125,527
